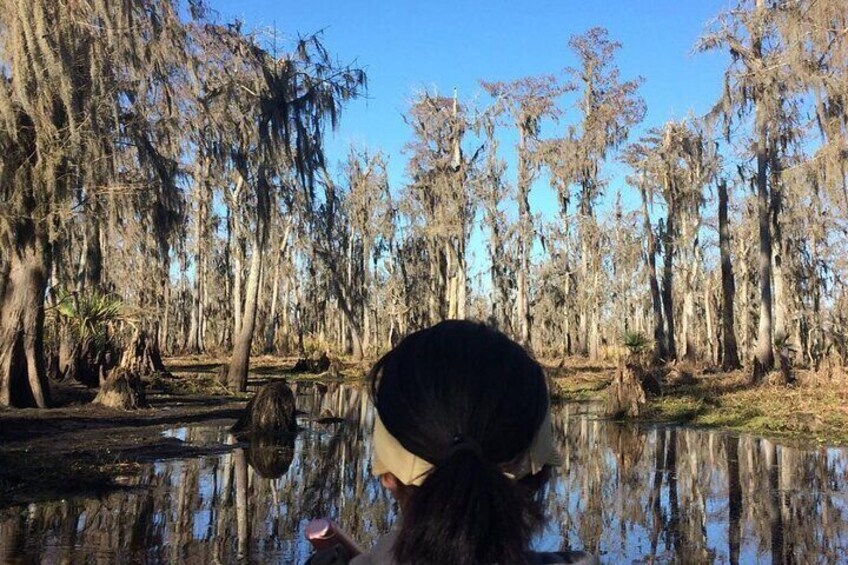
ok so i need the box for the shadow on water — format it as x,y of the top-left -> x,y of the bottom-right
1,382 -> 847,564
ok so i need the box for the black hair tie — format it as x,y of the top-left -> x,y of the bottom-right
449,434 -> 484,458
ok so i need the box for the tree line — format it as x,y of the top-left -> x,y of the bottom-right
1,0 -> 847,407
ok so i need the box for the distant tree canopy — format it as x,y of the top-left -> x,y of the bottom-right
2,0 -> 848,407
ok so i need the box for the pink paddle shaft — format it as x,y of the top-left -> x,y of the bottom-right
305,518 -> 364,556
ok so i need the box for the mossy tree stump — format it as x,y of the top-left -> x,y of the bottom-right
604,362 -> 647,419
291,351 -> 330,374
119,329 -> 171,378
91,330 -> 162,410
93,368 -> 148,409
231,381 -> 297,436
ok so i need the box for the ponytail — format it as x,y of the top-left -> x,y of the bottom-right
393,447 -> 542,565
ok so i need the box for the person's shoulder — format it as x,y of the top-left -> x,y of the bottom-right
526,550 -> 599,565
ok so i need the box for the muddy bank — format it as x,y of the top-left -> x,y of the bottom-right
0,354 -> 371,507
0,378 -> 247,507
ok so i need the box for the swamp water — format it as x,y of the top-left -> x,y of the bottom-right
1,382 -> 847,564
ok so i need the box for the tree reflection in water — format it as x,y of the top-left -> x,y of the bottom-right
1,383 -> 847,563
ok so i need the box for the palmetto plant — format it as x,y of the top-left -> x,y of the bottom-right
54,289 -> 124,347
622,331 -> 651,361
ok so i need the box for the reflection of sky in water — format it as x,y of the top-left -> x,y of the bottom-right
2,382 -> 848,564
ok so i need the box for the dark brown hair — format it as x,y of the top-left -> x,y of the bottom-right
369,320 -> 550,564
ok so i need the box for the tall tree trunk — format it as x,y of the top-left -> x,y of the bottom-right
579,234 -> 590,356
589,270 -> 600,360
427,244 -> 440,325
771,178 -> 787,343
264,222 -> 291,354
705,280 -> 716,365
264,247 -> 282,354
327,273 -> 363,361
228,230 -> 264,392
679,205 -> 701,362
0,226 -> 52,408
752,0 -> 774,381
771,251 -> 787,343
228,172 -> 268,392
160,271 -> 171,354
349,318 -> 364,360
718,180 -> 741,370
281,271 -> 292,354
362,243 -> 372,353
315,240 -> 364,361
563,265 -> 573,356
84,217 -> 103,290
446,242 -> 457,319
232,237 -> 244,340
682,254 -> 697,362
739,239 -> 751,360
221,206 -> 232,350
516,125 -> 532,349
753,120 -> 774,381
486,204 -> 511,334
188,166 -> 209,354
178,250 -> 189,351
457,239 -> 467,319
661,212 -> 678,360
229,177 -> 246,341
641,186 -> 667,362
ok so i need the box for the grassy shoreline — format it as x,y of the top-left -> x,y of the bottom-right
547,359 -> 848,446
636,372 -> 848,445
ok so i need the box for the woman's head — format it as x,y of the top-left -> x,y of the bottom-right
368,320 -> 556,564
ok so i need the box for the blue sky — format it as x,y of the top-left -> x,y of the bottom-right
211,0 -> 733,281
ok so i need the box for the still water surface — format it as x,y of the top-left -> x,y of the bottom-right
1,382 -> 847,564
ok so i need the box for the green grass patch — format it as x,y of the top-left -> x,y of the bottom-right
548,371 -> 611,404
635,371 -> 848,445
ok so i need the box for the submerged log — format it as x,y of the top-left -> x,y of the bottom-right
604,362 -> 647,418
92,368 -> 148,410
231,381 -> 297,436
